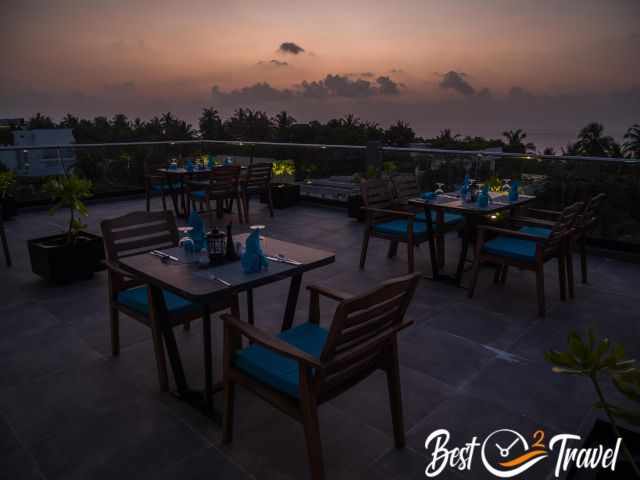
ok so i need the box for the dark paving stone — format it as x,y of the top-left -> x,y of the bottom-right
464,357 -> 593,432
360,447 -> 439,480
0,415 -> 44,480
330,367 -> 454,436
398,324 -> 497,389
156,446 -> 252,480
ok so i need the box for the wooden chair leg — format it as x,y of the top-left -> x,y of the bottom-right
235,195 -> 244,224
148,311 -> 169,392
387,241 -> 399,258
536,264 -> 546,317
300,373 -> 325,480
566,250 -> 575,299
580,235 -> 588,284
161,192 -> 167,212
183,320 -> 190,331
110,306 -> 120,355
145,188 -> 151,212
243,194 -> 251,224
436,234 -> 445,268
222,380 -> 235,444
467,256 -> 481,298
558,254 -> 567,301
500,266 -> 508,284
387,342 -> 406,448
493,265 -> 502,284
0,222 -> 10,267
359,230 -> 370,269
407,238 -> 415,274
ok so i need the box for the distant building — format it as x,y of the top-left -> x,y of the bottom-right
0,128 -> 76,177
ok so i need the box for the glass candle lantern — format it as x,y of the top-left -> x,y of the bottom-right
206,228 -> 226,265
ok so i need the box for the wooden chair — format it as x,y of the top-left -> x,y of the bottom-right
468,202 -> 584,317
186,165 -> 244,224
360,178 -> 432,273
143,174 -> 170,212
524,193 -> 606,284
241,162 -> 273,224
221,273 -> 421,480
390,174 -> 464,267
0,213 -> 11,267
100,210 -> 234,390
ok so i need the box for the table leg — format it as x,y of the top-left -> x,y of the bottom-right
424,205 -> 440,280
165,174 -> 180,217
281,274 -> 302,332
455,218 -> 475,286
202,304 -> 213,414
247,288 -> 254,326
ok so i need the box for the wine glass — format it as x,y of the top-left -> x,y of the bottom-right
178,226 -> 195,258
434,182 -> 445,195
502,178 -> 511,193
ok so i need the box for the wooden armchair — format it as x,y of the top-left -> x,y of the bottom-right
241,162 -> 274,224
390,174 -> 464,267
468,202 -> 584,316
360,178 -> 431,273
185,165 -> 244,224
221,273 -> 421,480
522,193 -> 606,284
101,211 -> 234,390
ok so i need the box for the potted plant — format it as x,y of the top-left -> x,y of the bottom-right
0,170 -> 17,220
262,160 -> 300,209
28,175 -> 105,283
546,329 -> 640,478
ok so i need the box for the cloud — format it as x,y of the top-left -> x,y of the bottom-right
344,71 -> 375,78
257,59 -> 289,67
323,74 -> 374,97
439,71 -> 475,96
212,82 -> 293,105
278,42 -> 304,55
376,76 -> 400,95
299,80 -> 328,98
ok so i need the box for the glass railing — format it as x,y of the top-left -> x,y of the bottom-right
1,140 -> 638,250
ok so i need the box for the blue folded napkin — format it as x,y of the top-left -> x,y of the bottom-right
421,191 -> 438,201
509,180 -> 520,201
224,157 -> 233,165
207,155 -> 214,169
460,175 -> 470,199
241,229 -> 268,273
476,184 -> 490,208
186,159 -> 194,172
188,211 -> 206,250
168,161 -> 178,171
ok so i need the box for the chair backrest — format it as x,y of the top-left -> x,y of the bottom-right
101,210 -> 179,261
391,174 -> 420,203
360,178 -> 396,222
244,162 -> 272,190
206,165 -> 242,196
317,273 -> 420,395
544,201 -> 584,253
579,193 -> 606,231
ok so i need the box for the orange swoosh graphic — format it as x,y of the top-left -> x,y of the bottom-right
499,449 -> 548,468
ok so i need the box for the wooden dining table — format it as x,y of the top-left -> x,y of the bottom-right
156,167 -> 213,218
118,234 -> 335,420
408,192 -> 536,285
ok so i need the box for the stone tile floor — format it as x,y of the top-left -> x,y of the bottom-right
1,197 -> 638,480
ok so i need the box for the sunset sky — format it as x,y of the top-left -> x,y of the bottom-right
2,0 -> 639,147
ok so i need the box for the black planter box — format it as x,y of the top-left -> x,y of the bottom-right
28,232 -> 105,284
1,196 -> 17,220
261,184 -> 300,209
567,419 -> 640,479
347,194 -> 365,221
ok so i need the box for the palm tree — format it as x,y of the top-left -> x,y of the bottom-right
384,121 -> 416,146
199,108 -> 223,140
622,124 -> 640,159
573,122 -> 619,157
502,129 -> 536,154
272,111 -> 296,141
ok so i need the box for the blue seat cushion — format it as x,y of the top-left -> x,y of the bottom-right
233,322 -> 328,398
519,225 -> 552,238
190,190 -> 206,200
483,235 -> 538,262
117,285 -> 197,316
416,211 -> 464,226
151,182 -> 182,192
373,219 -> 429,239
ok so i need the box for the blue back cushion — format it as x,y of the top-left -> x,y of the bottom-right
117,285 -> 196,316
152,182 -> 182,192
233,322 -> 329,398
519,226 -> 552,238
191,190 -> 206,200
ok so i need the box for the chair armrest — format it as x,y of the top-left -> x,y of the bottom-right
361,207 -> 416,219
477,225 -> 547,243
306,284 -> 353,302
104,259 -> 136,279
527,208 -> 562,219
221,314 -> 324,370
510,216 -> 556,228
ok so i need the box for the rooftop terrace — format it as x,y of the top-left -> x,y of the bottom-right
1,196 -> 639,480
